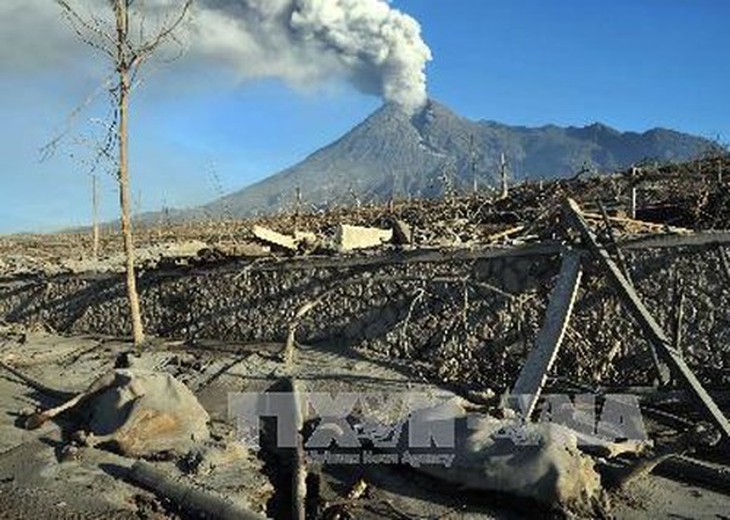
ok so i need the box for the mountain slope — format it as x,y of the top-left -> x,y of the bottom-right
205,100 -> 713,217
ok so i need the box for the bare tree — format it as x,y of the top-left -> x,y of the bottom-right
499,152 -> 509,199
55,0 -> 192,347
469,134 -> 477,194
91,172 -> 100,259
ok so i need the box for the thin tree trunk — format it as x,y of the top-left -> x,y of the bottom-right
116,0 -> 144,347
55,0 -> 191,349
500,152 -> 508,199
92,173 -> 99,260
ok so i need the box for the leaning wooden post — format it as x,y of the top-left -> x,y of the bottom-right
719,245 -> 730,282
506,249 -> 582,418
564,198 -> 730,439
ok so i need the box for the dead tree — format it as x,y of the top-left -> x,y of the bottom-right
55,0 -> 192,347
469,134 -> 478,194
499,152 -> 509,199
92,173 -> 100,260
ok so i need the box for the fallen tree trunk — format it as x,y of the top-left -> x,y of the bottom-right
654,455 -> 730,494
129,460 -> 270,520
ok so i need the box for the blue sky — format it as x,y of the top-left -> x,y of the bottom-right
1,0 -> 728,233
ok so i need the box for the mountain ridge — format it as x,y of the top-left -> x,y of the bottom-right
197,99 -> 714,218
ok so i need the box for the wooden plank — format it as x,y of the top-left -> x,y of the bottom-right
509,249 -> 582,418
564,198 -> 730,438
619,231 -> 730,250
581,210 -> 691,234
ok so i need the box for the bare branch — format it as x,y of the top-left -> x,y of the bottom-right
137,0 -> 147,45
130,0 -> 192,69
59,10 -> 116,60
55,0 -> 116,58
40,72 -> 116,161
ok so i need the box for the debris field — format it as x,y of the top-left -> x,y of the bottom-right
0,156 -> 729,519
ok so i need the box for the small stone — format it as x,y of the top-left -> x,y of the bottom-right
60,444 -> 80,463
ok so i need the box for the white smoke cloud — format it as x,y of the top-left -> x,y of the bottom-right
0,0 -> 432,113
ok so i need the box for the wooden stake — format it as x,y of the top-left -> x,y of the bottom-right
672,283 -> 685,357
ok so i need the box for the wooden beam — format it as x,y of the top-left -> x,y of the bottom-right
581,210 -> 691,234
564,198 -> 730,438
620,231 -> 730,251
508,249 -> 582,418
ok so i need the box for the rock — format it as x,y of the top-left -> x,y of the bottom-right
88,369 -> 210,457
184,441 -> 249,476
464,388 -> 497,405
252,226 -> 298,251
416,413 -> 601,507
159,240 -> 209,258
218,242 -> 271,257
335,224 -> 393,251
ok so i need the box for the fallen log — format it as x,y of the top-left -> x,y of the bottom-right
129,460 -> 270,520
654,455 -> 730,494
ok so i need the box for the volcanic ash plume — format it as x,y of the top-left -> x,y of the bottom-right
192,0 -> 432,113
0,0 -> 431,112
